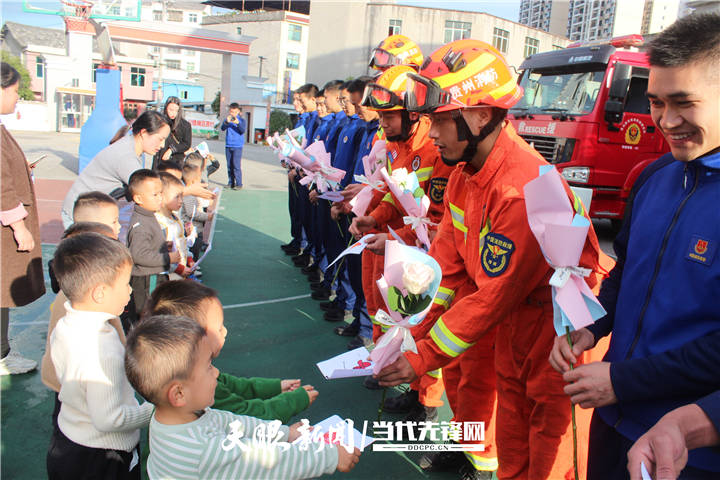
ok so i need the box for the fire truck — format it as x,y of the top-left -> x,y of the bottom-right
509,35 -> 669,228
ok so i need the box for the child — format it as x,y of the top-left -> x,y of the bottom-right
125,316 -> 360,479
220,102 -> 245,190
41,222 -> 119,404
155,172 -> 191,278
47,233 -> 153,479
180,159 -> 213,261
155,161 -> 183,181
125,169 -> 177,328
143,280 -> 315,423
72,191 -> 121,237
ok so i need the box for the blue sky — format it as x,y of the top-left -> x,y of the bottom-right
2,0 -> 521,30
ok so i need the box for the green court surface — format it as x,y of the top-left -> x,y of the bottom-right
1,189 -> 464,480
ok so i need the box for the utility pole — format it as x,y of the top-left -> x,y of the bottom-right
258,55 -> 266,78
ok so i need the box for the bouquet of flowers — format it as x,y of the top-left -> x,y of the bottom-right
297,141 -> 346,193
369,240 -> 442,374
350,140 -> 388,216
379,167 -> 433,249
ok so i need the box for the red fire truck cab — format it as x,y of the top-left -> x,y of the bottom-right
508,35 -> 669,227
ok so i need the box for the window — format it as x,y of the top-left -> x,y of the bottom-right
165,59 -> 181,70
92,63 -> 99,82
130,67 -> 145,87
124,7 -> 135,18
444,20 -> 471,43
236,26 -> 242,35
288,24 -> 302,42
185,49 -> 196,56
181,90 -> 188,100
167,9 -> 183,22
492,28 -> 509,54
388,19 -> 402,36
108,5 -> 120,15
188,13 -> 198,23
524,36 -> 539,57
286,52 -> 300,70
186,62 -> 195,72
151,46 -> 160,54
152,10 -> 162,21
168,47 -> 182,54
36,56 -> 44,78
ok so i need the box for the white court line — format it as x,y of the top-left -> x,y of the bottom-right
11,294 -> 313,326
223,294 -> 310,309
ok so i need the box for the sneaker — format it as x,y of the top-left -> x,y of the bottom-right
383,389 -> 420,414
334,325 -> 359,337
0,351 -> 37,375
418,450 -> 468,472
363,375 -> 383,390
460,465 -> 495,480
311,289 -> 331,301
232,185 -> 243,191
319,300 -> 338,311
225,183 -> 235,189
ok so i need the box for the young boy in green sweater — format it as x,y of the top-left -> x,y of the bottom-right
142,280 -> 316,423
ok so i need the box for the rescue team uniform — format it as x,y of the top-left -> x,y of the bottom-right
407,123 -> 607,479
297,111 -> 320,261
286,112 -> 309,250
587,151 -> 720,479
342,118 -> 381,340
324,115 -> 366,318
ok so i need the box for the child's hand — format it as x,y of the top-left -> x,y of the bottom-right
302,385 -> 319,405
287,421 -> 307,442
336,445 -> 361,473
281,379 -> 301,392
169,250 -> 181,263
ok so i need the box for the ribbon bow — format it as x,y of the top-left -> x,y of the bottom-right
549,265 -> 592,289
403,215 -> 437,231
353,174 -> 385,192
373,309 -> 417,354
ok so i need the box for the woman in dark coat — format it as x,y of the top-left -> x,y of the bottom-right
152,96 -> 192,168
0,62 -> 46,375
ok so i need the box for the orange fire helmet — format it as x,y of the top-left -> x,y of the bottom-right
405,39 -> 523,113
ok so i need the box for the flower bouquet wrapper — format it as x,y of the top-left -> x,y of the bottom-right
350,141 -> 388,216
523,165 -> 606,336
369,240 -> 442,374
379,167 -> 432,249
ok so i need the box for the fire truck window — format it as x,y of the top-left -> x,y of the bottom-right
624,75 -> 650,115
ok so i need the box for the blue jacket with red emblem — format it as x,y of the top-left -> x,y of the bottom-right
590,150 -> 720,472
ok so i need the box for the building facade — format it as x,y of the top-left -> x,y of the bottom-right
518,0 -> 570,37
202,9 -> 310,104
306,1 -> 570,86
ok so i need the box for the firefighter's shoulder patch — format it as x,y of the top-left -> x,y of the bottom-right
428,177 -> 448,204
481,232 -> 515,277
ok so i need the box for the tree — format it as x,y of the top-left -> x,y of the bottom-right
211,90 -> 220,115
269,109 -> 293,135
1,51 -> 35,100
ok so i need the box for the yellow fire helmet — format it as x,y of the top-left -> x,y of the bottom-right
361,65 -> 416,111
369,34 -> 424,71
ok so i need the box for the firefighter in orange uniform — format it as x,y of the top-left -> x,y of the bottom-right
348,65 -> 453,421
375,39 -> 609,480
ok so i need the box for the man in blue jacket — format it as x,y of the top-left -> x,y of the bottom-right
550,13 -> 720,479
220,102 -> 245,190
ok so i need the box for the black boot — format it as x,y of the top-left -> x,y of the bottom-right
382,389 -> 420,414
418,450 -> 468,472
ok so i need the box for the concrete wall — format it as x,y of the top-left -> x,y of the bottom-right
307,2 -> 569,85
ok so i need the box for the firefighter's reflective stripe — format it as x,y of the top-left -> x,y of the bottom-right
382,192 -> 396,206
464,452 -> 499,472
426,368 -> 442,379
478,217 -> 492,252
433,286 -> 455,310
415,166 -> 433,183
449,202 -> 468,238
430,317 -> 473,357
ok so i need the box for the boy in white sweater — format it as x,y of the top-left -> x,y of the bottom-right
47,232 -> 154,480
125,315 -> 362,479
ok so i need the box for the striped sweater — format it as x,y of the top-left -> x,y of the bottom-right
148,408 -> 338,479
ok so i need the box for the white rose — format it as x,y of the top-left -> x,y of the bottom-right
402,262 -> 435,295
